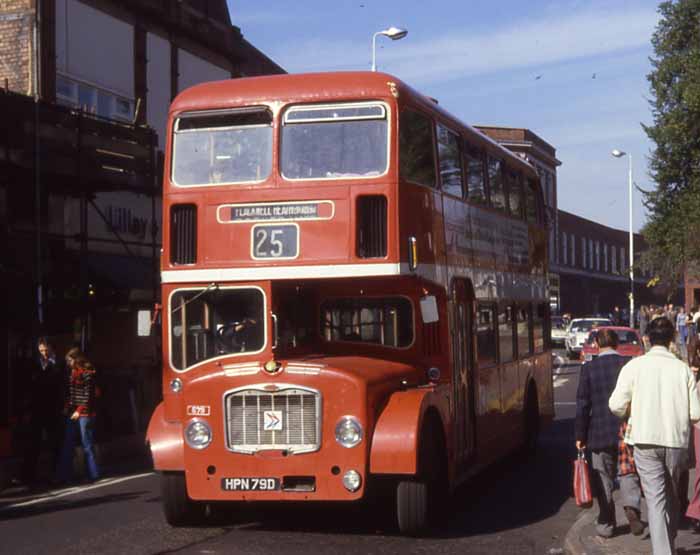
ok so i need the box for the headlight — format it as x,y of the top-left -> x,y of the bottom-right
342,470 -> 362,492
335,416 -> 363,448
184,419 -> 212,450
170,378 -> 183,393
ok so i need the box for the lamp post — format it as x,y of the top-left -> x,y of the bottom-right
611,149 -> 634,328
371,27 -> 408,72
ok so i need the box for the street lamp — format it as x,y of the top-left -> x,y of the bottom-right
611,149 -> 634,328
371,27 -> 408,72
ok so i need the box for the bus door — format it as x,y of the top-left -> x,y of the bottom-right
451,279 -> 476,468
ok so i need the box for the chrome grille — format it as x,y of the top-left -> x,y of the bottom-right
225,386 -> 321,454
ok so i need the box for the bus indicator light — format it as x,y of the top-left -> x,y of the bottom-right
409,236 -> 418,271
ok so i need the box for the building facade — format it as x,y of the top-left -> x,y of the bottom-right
555,210 -> 677,316
0,0 -> 284,458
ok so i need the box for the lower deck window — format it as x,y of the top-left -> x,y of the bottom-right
321,297 -> 413,348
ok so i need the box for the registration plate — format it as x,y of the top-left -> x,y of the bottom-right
221,477 -> 280,491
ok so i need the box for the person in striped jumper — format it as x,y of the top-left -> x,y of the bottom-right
56,347 -> 100,483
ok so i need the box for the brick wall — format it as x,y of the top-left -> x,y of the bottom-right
0,1 -> 34,96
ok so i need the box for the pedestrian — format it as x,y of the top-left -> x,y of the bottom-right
640,305 -> 650,351
689,306 -> 699,339
609,317 -> 700,555
21,338 -> 66,486
575,328 -> 643,538
57,347 -> 100,484
677,307 -> 689,361
639,305 -> 649,339
613,306 -> 622,326
685,333 -> 700,531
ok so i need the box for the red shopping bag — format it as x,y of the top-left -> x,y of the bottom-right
573,449 -> 593,507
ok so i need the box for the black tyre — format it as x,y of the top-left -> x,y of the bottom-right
523,385 -> 540,455
396,417 -> 447,536
161,471 -> 206,526
397,480 -> 429,535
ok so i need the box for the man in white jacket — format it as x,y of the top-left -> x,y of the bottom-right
609,317 -> 700,555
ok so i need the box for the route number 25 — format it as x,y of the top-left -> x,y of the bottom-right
251,224 -> 298,259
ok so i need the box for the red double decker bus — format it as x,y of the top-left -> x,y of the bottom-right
147,71 -> 553,535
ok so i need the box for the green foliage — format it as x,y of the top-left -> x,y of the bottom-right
642,0 -> 700,290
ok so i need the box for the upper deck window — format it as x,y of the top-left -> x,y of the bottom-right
172,108 -> 273,186
488,157 -> 506,212
465,144 -> 487,206
281,102 -> 388,180
525,178 -> 541,224
437,124 -> 463,198
400,109 -> 436,188
507,170 -> 523,218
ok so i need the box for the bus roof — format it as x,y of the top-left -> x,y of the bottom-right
170,71 -> 538,179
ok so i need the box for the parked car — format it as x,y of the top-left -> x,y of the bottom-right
565,317 -> 614,359
580,326 -> 644,362
551,316 -> 568,346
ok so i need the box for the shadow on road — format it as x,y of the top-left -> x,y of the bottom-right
176,418 -> 576,540
0,491 -> 148,521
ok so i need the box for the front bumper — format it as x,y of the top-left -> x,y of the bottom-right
183,445 -> 367,502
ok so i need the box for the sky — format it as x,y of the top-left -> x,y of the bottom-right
228,0 -> 662,232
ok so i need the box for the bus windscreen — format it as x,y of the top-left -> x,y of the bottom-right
172,108 -> 273,186
281,103 -> 388,179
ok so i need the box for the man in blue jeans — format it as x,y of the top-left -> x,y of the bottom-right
57,347 -> 100,483
610,317 -> 700,555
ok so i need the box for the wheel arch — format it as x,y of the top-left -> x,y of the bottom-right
147,402 -> 185,471
369,388 -> 448,476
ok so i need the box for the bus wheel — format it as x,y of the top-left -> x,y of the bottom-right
161,471 -> 205,526
396,418 -> 446,536
523,385 -> 540,455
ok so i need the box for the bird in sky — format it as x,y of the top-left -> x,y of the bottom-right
535,74 -> 543,80
592,73 -> 597,79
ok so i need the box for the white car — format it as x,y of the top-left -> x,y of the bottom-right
551,316 -> 568,346
565,317 -> 613,359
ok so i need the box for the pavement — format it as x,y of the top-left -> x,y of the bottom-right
0,432 -> 148,498
565,470 -> 700,555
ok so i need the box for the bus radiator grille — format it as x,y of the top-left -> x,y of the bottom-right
224,387 -> 321,454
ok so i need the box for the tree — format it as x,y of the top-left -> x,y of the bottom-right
641,0 -> 700,293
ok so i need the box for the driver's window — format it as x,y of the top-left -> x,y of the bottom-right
171,287 -> 265,370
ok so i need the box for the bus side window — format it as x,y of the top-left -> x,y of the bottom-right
464,143 -> 487,205
487,157 -> 506,212
517,304 -> 531,358
399,109 -> 436,188
477,303 -> 497,366
533,302 -> 547,353
498,304 -> 514,363
508,171 -> 524,220
436,123 -> 463,198
525,178 -> 539,224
